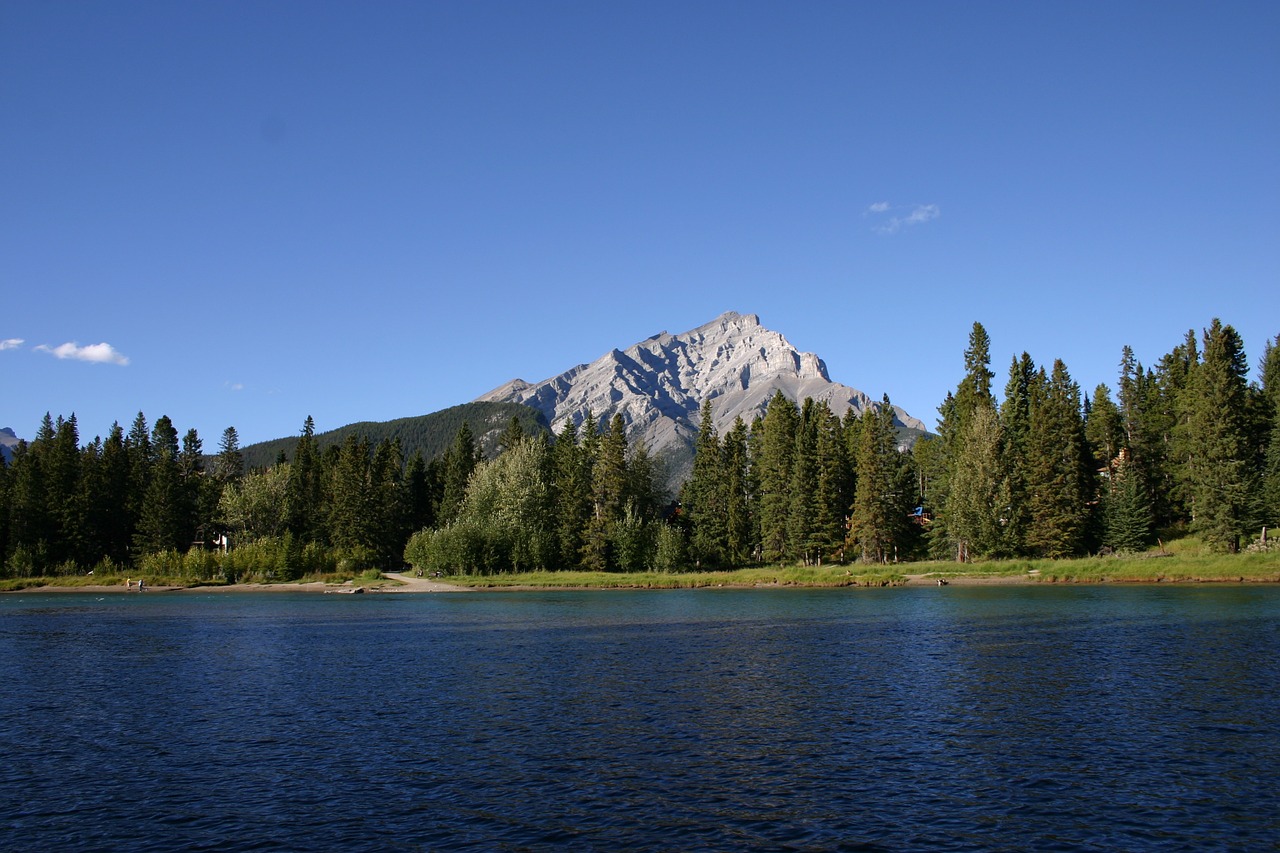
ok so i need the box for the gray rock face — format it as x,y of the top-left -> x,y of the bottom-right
476,312 -> 926,485
0,427 -> 19,465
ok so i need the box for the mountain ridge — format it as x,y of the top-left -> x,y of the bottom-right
477,311 -> 926,481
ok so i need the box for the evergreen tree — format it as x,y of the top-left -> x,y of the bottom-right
215,426 -> 244,484
683,399 -> 725,565
757,391 -> 797,562
997,353 -> 1036,555
134,417 -> 187,555
553,418 -> 591,570
812,403 -> 852,563
932,322 -> 996,560
286,416 -> 325,544
1101,454 -> 1153,552
584,414 -> 627,570
947,402 -> 1009,560
403,450 -> 434,533
370,438 -> 408,566
1254,337 -> 1280,529
848,399 -> 909,563
45,414 -> 86,566
1025,361 -> 1090,558
437,422 -> 479,526
328,433 -> 374,556
721,416 -> 754,565
1183,320 -> 1254,551
786,400 -> 821,565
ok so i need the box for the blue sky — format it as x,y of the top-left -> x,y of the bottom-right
3,1 -> 1277,448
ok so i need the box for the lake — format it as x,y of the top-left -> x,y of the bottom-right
2,585 -> 1278,851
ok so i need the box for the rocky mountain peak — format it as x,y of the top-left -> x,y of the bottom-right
476,311 -> 926,484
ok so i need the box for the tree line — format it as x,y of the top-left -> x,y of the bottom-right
0,411 -> 517,579
2,317 -> 1277,579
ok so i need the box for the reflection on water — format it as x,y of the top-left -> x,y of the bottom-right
2,586 -> 1278,850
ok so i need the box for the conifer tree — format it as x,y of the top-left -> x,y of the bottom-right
553,419 -> 590,569
438,422 -> 479,526
1101,454 -> 1153,552
812,403 -> 852,563
1183,320 -> 1254,551
134,417 -> 187,556
998,353 -> 1036,555
1025,361 -> 1090,558
328,433 -> 374,556
848,398 -> 908,563
721,416 -> 754,565
1254,337 -> 1280,529
787,400 -> 821,565
215,426 -> 244,484
683,399 -> 725,565
403,450 -> 434,534
932,322 -> 996,560
584,414 -> 627,570
757,391 -> 797,563
285,416 -> 325,544
947,402 -> 1009,560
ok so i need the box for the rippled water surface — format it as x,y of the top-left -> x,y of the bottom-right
2,585 -> 1278,851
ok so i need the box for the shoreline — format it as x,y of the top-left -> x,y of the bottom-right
6,571 -> 1278,595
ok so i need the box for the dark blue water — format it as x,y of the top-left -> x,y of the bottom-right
2,586 -> 1277,851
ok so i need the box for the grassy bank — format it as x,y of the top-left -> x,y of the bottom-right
453,565 -> 904,589
450,544 -> 1280,589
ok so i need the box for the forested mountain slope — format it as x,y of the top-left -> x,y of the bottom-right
239,402 -> 549,469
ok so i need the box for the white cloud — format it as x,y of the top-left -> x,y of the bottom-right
0,338 -> 24,351
901,204 -> 940,226
35,341 -> 130,365
867,202 -> 941,235
225,381 -> 245,392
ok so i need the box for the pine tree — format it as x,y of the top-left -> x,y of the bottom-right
812,403 -> 852,563
134,417 -> 187,556
757,391 -> 797,563
328,433 -> 374,556
1025,361 -> 1090,558
787,400 -> 821,565
438,422 -> 479,526
584,414 -> 627,570
215,426 -> 244,484
721,416 -> 754,565
553,418 -> 590,570
1184,320 -> 1254,551
848,399 -> 909,563
285,416 -> 325,544
683,399 -> 725,566
998,353 -> 1036,556
1102,454 -> 1153,552
947,402 -> 1009,560
932,322 -> 996,560
1254,337 -> 1280,530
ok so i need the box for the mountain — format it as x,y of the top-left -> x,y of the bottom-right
239,403 -> 550,471
0,427 -> 20,464
476,311 -> 927,483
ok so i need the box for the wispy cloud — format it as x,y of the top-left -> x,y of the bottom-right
35,341 -> 130,365
866,202 -> 941,235
0,338 -> 24,351
225,381 -> 245,392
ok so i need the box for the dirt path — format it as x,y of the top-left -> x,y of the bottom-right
380,572 -> 472,592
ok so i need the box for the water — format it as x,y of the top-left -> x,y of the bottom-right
2,586 -> 1278,851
